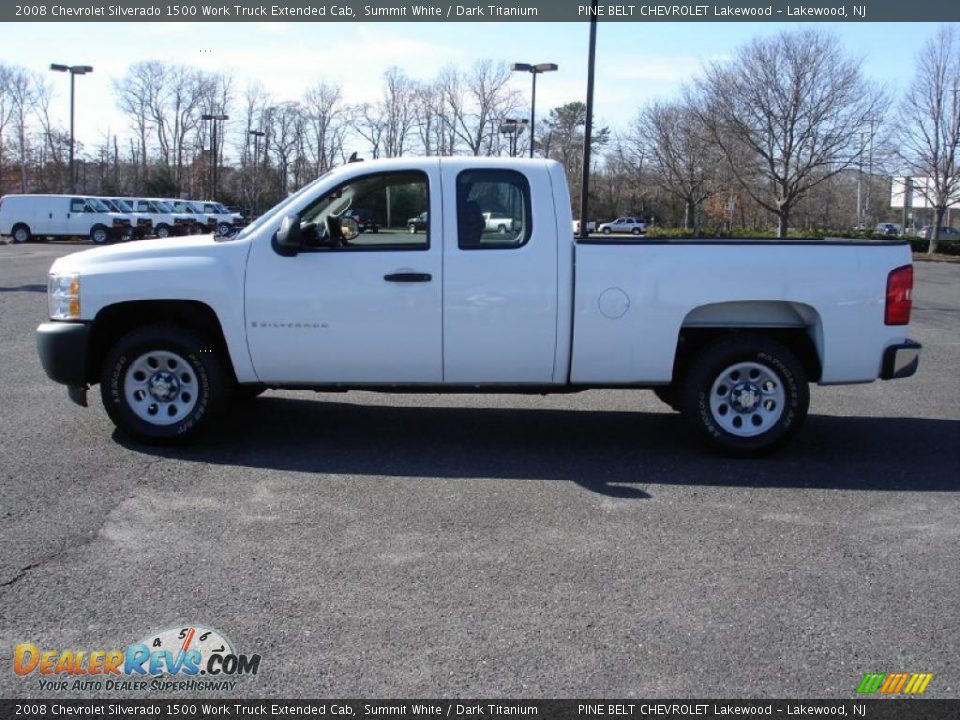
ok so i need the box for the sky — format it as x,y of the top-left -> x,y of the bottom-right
0,20 -> 950,159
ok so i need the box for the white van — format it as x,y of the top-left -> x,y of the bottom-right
97,198 -> 154,239
124,198 -> 196,238
0,194 -> 133,244
191,200 -> 245,235
164,199 -> 209,234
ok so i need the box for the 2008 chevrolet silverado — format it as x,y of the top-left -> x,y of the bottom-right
36,158 -> 921,455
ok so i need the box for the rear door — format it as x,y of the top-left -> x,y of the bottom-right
440,162 -> 559,383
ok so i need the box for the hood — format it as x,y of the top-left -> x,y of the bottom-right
50,233 -> 237,275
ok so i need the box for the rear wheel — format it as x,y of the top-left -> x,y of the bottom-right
679,334 -> 808,456
632,227 -> 642,235
408,224 -> 417,234
100,324 -> 226,442
11,224 -> 31,244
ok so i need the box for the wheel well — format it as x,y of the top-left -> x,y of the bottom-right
672,327 -> 822,384
87,300 -> 234,385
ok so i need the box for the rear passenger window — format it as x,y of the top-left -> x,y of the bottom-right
456,169 -> 531,250
70,199 -> 86,213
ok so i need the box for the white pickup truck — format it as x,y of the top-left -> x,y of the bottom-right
36,158 -> 921,455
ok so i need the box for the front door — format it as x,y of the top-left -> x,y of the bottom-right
244,164 -> 443,384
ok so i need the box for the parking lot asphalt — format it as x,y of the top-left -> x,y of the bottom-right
0,242 -> 958,699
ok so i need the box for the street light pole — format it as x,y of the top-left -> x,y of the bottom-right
510,62 -> 558,159
499,118 -> 528,158
578,2 -> 598,240
50,63 -> 93,193
249,129 -> 265,215
202,113 -> 229,199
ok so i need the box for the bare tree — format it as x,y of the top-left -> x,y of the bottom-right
691,29 -> 887,237
896,26 -> 960,253
304,80 -> 344,174
634,100 -> 717,231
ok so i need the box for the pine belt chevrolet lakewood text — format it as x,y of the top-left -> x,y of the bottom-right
36,158 -> 921,455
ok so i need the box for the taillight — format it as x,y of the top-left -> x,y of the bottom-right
885,265 -> 913,325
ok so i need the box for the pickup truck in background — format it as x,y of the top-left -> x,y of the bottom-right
36,158 -> 921,455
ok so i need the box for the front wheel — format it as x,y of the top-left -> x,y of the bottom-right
100,324 -> 226,443
679,334 -> 808,456
155,224 -> 171,239
90,225 -> 110,245
408,224 -> 417,234
602,227 -> 612,235
217,222 -> 232,236
631,227 -> 642,235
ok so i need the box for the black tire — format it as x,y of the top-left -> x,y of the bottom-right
408,224 -> 417,234
11,224 -> 32,244
631,227 -> 642,235
100,324 -> 226,443
217,222 -> 232,236
679,334 -> 809,456
602,227 -> 612,235
653,386 -> 680,412
498,224 -> 507,234
90,225 -> 110,245
155,224 -> 171,239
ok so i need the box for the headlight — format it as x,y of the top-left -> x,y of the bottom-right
48,273 -> 81,320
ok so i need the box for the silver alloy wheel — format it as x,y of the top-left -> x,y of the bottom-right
91,227 -> 109,244
124,350 -> 199,426
156,225 -> 170,238
708,361 -> 786,438
218,222 -> 231,236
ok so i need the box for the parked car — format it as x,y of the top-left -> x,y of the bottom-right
874,223 -> 901,236
0,194 -> 132,244
598,216 -> 646,235
343,208 -> 378,233
36,157 -> 921,456
573,219 -> 596,234
407,211 -> 428,233
919,225 -> 960,242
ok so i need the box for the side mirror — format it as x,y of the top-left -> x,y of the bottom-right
340,217 -> 360,242
273,214 -> 302,256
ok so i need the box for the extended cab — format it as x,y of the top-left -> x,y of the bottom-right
36,158 -> 921,455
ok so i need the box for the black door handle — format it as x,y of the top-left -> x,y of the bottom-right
384,273 -> 432,282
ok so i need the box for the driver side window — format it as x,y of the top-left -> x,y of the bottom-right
300,170 -> 429,251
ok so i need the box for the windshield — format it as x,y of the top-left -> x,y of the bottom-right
87,198 -> 112,213
113,199 -> 134,212
235,169 -> 335,240
151,200 -> 173,213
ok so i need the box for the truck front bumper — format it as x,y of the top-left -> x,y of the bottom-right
37,321 -> 91,406
881,339 -> 922,380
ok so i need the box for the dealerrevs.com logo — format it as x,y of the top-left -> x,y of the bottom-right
13,624 -> 261,692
